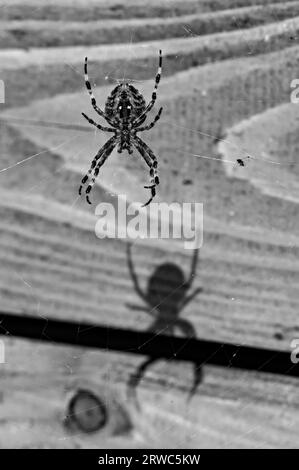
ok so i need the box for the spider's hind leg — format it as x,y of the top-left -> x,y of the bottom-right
143,151 -> 159,207
85,165 -> 101,204
133,135 -> 159,207
85,167 -> 100,204
79,136 -> 117,204
78,160 -> 97,195
144,176 -> 159,207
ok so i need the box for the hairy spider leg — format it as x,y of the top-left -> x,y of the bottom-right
85,138 -> 118,204
133,135 -> 159,207
135,107 -> 163,133
132,50 -> 162,128
82,112 -> 115,132
84,57 -> 117,127
79,136 -> 118,202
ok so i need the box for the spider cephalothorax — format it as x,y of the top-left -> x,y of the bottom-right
79,50 -> 163,206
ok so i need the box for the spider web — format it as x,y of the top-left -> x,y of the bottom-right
0,0 -> 299,449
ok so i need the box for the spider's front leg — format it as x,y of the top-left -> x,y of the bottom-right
79,135 -> 118,204
84,57 -> 116,128
132,135 -> 159,207
132,49 -> 162,128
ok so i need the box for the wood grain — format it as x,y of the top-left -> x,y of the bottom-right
1,336 -> 299,448
0,0 -> 299,448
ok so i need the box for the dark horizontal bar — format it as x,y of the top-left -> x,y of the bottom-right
0,311 -> 297,378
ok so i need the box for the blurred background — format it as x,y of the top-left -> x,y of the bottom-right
0,0 -> 299,449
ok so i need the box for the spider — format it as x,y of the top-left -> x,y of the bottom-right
79,50 -> 163,207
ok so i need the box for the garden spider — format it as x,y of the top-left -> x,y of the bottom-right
79,50 -> 163,207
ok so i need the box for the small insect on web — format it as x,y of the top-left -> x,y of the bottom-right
79,50 -> 163,207
236,156 -> 250,167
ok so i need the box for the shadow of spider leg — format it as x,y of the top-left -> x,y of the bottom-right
127,355 -> 159,410
176,318 -> 203,401
127,318 -> 203,408
126,316 -> 202,408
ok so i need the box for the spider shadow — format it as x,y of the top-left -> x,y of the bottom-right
126,242 -> 203,407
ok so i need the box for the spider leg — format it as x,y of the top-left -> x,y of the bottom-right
176,319 -> 203,399
132,135 -> 159,207
84,57 -> 117,127
142,184 -> 156,207
127,356 -> 158,408
186,248 -> 199,289
81,112 -> 115,132
181,287 -> 202,311
126,243 -> 148,303
135,107 -> 163,133
132,50 -> 162,127
79,136 -> 117,203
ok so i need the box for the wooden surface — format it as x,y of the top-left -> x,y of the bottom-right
0,0 -> 299,448
1,336 -> 299,449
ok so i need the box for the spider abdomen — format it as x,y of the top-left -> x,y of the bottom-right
104,83 -> 146,123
